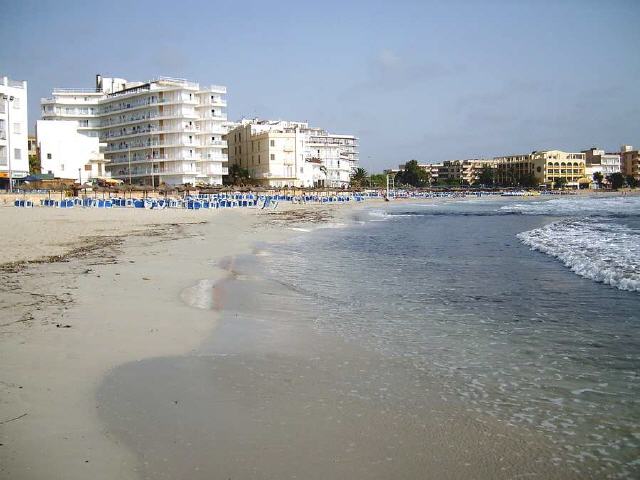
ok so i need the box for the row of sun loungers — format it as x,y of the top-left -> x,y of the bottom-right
14,193 -> 373,209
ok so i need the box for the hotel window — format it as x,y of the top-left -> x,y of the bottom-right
270,154 -> 275,161
14,148 -> 21,160
270,140 -> 275,147
13,98 -> 20,108
47,153 -> 52,159
13,123 -> 20,134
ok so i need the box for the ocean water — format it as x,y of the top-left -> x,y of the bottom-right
251,196 -> 640,477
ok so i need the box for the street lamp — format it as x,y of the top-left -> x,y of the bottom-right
1,94 -> 15,192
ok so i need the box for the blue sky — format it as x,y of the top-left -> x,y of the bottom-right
1,0 -> 639,171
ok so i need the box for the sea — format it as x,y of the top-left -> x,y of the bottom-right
248,195 -> 640,477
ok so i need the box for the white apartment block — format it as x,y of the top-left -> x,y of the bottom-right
227,119 -> 358,188
582,147 -> 621,176
37,120 -> 109,182
0,75 -> 29,189
41,75 -> 228,186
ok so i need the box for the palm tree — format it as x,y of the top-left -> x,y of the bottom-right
350,167 -> 369,188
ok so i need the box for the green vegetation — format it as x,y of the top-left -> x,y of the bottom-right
592,171 -> 604,188
553,177 -> 567,189
29,154 -> 40,174
223,164 -> 251,186
350,167 -> 369,188
369,173 -> 387,188
626,175 -> 638,188
395,160 -> 430,188
477,166 -> 496,187
607,172 -> 625,190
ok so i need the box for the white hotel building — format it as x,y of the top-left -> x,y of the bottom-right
0,75 -> 29,189
41,75 -> 228,186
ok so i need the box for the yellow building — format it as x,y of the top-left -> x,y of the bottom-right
494,151 -> 586,187
533,150 -> 587,187
621,145 -> 640,180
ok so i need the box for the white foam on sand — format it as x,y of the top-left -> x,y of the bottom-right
518,220 -> 640,292
180,279 -> 216,309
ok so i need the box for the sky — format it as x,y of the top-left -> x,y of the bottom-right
1,0 -> 639,172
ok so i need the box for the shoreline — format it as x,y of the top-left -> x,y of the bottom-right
1,193 -> 633,478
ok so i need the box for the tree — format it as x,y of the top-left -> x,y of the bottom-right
29,154 -> 40,174
518,173 -> 540,188
477,166 -> 496,187
369,173 -> 387,188
223,164 -> 250,186
592,171 -> 604,188
350,167 -> 369,188
626,175 -> 638,188
554,177 -> 567,189
395,160 -> 430,188
607,172 -> 625,190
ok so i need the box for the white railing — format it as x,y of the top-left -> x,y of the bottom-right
52,87 -> 99,93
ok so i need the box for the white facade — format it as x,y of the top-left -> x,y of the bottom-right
0,75 -> 29,188
227,118 -> 358,188
37,120 -> 108,181
582,148 -> 621,176
41,75 -> 228,186
307,133 -> 359,187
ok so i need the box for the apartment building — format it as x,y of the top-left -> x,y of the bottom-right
436,159 -> 495,184
620,145 -> 640,180
227,119 -> 358,188
531,150 -> 587,187
493,151 -> 586,187
41,75 -> 228,186
582,147 -> 621,178
0,75 -> 29,189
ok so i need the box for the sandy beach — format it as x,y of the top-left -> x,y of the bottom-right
0,203 -> 343,479
0,196 -> 615,479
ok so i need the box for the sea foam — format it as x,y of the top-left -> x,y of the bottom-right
518,220 -> 640,292
501,195 -> 640,217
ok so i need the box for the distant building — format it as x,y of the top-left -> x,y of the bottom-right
227,119 -> 358,188
395,159 -> 494,185
493,151 -> 587,187
437,159 -> 495,185
0,75 -> 29,188
532,150 -> 587,187
37,120 -> 108,181
620,145 -> 640,180
41,75 -> 228,186
582,147 -> 621,179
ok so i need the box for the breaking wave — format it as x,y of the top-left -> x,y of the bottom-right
518,220 -> 640,292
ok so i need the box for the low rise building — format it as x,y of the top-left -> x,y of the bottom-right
227,119 -> 358,188
532,150 -> 587,187
0,75 -> 29,188
620,145 -> 640,180
493,151 -> 586,187
582,147 -> 621,178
